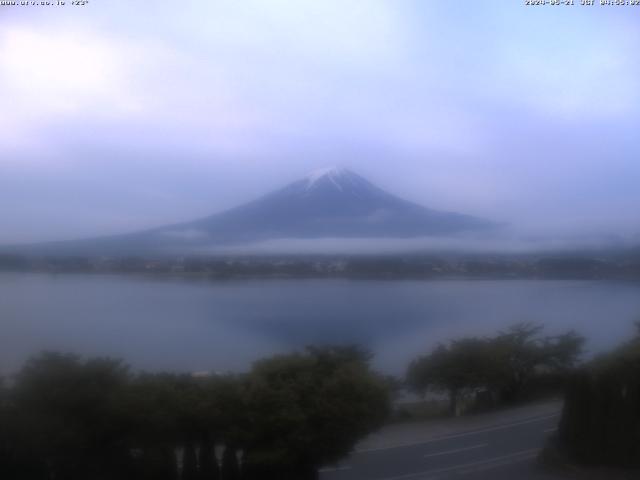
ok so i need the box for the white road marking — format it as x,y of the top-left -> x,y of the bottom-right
356,413 -> 559,454
376,448 -> 540,480
455,449 -> 540,476
319,465 -> 352,473
544,427 -> 557,433
423,443 -> 487,458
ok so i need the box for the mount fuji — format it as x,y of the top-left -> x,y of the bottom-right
9,168 -> 496,256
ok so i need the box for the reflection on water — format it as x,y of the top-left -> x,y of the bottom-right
1,272 -> 639,375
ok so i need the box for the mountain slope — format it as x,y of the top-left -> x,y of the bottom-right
188,167 -> 491,240
8,168 -> 496,255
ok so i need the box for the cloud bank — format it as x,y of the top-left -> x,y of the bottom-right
1,1 -> 639,244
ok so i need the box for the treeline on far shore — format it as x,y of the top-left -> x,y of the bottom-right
2,251 -> 640,279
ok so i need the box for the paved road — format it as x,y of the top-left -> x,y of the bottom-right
320,402 -> 565,480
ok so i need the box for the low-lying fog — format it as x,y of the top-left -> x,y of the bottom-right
191,232 -> 640,256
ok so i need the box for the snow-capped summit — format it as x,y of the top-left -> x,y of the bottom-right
304,166 -> 349,191
14,169 -> 497,255
296,167 -> 384,199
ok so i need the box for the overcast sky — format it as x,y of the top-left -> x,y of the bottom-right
1,1 -> 639,244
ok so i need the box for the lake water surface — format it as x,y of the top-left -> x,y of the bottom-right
1,273 -> 639,375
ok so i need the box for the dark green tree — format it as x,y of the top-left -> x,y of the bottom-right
220,446 -> 240,480
11,352 -> 133,480
124,373 -> 184,480
407,338 -> 495,415
557,325 -> 640,467
407,323 -> 586,412
1,347 -> 391,479
242,346 -> 390,479
490,323 -> 584,402
198,374 -> 246,480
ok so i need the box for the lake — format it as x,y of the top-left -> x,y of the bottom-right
1,272 -> 639,375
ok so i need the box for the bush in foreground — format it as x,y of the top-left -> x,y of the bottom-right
0,347 -> 390,480
556,324 -> 640,468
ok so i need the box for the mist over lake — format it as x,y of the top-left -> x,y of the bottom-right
1,272 -> 638,376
